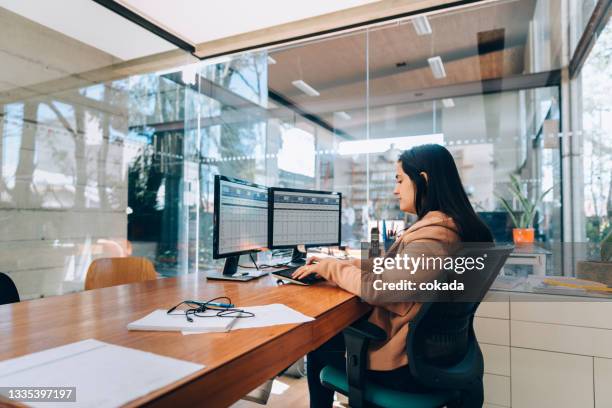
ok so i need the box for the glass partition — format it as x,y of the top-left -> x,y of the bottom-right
0,0 -> 577,298
578,20 -> 611,250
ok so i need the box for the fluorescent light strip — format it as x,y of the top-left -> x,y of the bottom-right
411,15 -> 432,36
292,80 -> 320,97
338,134 -> 444,156
427,56 -> 447,79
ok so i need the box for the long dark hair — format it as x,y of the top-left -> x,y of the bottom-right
398,144 -> 493,243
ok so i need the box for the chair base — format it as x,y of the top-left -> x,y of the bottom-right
320,365 -> 459,408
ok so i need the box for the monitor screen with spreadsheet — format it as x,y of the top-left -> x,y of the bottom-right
268,188 -> 341,249
213,175 -> 269,259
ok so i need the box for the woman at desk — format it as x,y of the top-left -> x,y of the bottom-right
292,144 -> 493,407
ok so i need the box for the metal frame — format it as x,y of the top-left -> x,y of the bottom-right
91,0 -> 195,53
561,0 -> 611,272
569,0 -> 612,78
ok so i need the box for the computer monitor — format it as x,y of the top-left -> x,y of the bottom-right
269,187 -> 341,265
213,175 -> 268,276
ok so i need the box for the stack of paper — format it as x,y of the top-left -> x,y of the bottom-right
182,303 -> 314,335
127,309 -> 236,332
0,339 -> 204,408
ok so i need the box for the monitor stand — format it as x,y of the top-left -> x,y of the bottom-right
207,254 -> 262,282
222,255 -> 240,275
288,246 -> 307,267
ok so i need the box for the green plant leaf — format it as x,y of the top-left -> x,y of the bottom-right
496,195 -> 521,228
528,186 -> 554,227
508,175 -> 532,217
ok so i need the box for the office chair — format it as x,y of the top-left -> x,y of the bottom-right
85,257 -> 157,290
319,244 -> 513,408
0,272 -> 20,305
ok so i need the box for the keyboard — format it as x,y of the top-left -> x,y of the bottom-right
272,266 -> 324,286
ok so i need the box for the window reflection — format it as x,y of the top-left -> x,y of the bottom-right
0,0 -> 588,299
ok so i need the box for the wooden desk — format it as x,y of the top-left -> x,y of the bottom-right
0,273 -> 369,407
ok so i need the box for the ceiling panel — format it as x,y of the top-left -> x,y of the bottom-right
115,0 -> 380,44
267,0 -> 538,135
0,0 -> 176,60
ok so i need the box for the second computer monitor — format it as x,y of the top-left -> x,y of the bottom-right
269,188 -> 341,262
213,175 -> 268,275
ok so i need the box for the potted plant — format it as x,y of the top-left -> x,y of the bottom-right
496,174 -> 553,244
576,230 -> 612,286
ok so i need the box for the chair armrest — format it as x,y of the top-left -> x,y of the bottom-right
344,319 -> 387,342
342,320 -> 387,408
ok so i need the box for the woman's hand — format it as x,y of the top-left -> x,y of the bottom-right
306,256 -> 322,265
292,259 -> 329,281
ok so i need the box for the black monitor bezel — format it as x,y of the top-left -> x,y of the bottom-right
268,187 -> 342,250
213,174 -> 269,259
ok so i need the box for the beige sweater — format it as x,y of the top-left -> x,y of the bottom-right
315,211 -> 460,371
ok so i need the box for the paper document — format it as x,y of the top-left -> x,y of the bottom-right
0,339 -> 204,408
183,303 -> 314,335
128,309 -> 236,332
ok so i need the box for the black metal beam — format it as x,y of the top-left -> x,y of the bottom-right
91,0 -> 195,53
569,0 -> 612,78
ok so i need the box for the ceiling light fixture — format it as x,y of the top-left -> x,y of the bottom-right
442,98 -> 455,108
412,15 -> 432,36
292,80 -> 320,97
427,56 -> 447,79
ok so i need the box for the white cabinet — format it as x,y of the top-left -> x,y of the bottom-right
510,296 -> 612,329
483,373 -> 511,407
511,320 -> 612,358
476,293 -> 612,407
481,344 -> 510,376
511,348 -> 593,408
595,357 -> 612,408
475,317 -> 510,346
477,293 -> 510,319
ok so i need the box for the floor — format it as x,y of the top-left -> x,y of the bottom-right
231,375 -> 347,408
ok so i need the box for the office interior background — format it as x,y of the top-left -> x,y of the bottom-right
0,0 -> 610,300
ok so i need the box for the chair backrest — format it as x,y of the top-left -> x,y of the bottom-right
0,272 -> 20,305
406,244 -> 513,389
85,257 -> 157,290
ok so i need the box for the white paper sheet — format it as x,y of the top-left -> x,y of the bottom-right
182,303 -> 314,335
128,309 -> 235,332
0,339 -> 204,408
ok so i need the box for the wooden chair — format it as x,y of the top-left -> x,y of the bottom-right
85,257 -> 157,290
